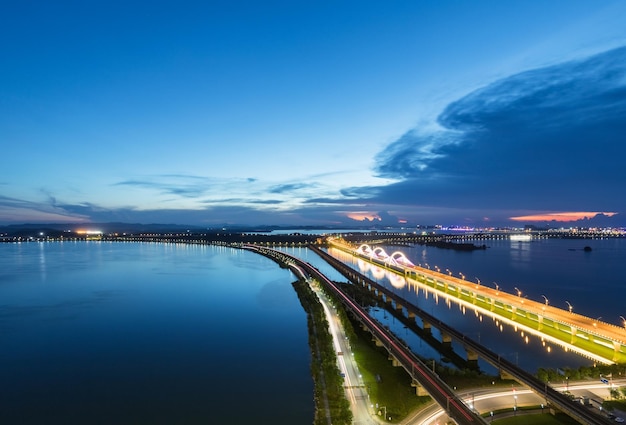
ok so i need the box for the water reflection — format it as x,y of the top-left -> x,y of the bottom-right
325,246 -> 593,373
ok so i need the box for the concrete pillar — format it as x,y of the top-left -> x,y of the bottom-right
373,337 -> 384,347
422,320 -> 432,334
613,341 -> 622,363
395,302 -> 403,313
411,379 -> 429,396
389,355 -> 401,367
465,348 -> 479,369
442,332 -> 452,348
500,370 -> 514,380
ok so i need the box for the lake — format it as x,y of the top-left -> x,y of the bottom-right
0,241 -> 313,425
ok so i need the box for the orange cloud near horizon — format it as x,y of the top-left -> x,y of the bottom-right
510,211 -> 617,222
346,212 -> 381,221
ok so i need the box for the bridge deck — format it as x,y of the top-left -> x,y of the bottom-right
329,239 -> 626,365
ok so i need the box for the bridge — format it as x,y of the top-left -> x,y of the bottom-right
329,238 -> 626,365
310,245 -> 615,425
244,244 -> 488,425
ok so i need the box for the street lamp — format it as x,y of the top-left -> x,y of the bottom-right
379,406 -> 387,419
459,272 -> 465,280
493,282 -> 500,294
541,295 -> 549,306
566,301 -> 573,314
514,287 -> 522,298
620,316 -> 626,329
475,277 -> 481,288
593,316 -> 602,327
446,268 -> 452,276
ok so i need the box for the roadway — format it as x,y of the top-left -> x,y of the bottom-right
329,239 -> 626,364
247,245 -> 487,425
314,281 -> 380,425
311,245 -> 616,425
414,380 -> 626,424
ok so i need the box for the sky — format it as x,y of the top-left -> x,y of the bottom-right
2,1 -> 626,228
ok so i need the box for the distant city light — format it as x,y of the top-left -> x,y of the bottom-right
76,230 -> 103,235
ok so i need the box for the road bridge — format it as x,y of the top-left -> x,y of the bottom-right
310,245 -> 615,425
329,239 -> 626,365
244,244 -> 487,425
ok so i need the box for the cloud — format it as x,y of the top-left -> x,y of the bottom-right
114,175 -> 214,198
371,46 -> 626,222
268,182 -> 316,194
0,195 -> 91,223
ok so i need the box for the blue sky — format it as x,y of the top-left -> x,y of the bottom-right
2,1 -> 626,228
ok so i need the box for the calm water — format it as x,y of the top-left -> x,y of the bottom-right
282,238 -> 626,373
0,242 -> 313,425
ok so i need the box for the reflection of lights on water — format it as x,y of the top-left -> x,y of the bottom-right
330,246 -> 613,365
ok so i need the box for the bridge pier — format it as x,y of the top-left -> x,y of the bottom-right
465,347 -> 479,369
499,370 -> 515,380
613,341 -> 623,362
388,355 -> 401,367
395,302 -> 403,314
441,332 -> 452,348
372,336 -> 384,347
422,320 -> 432,334
411,379 -> 430,396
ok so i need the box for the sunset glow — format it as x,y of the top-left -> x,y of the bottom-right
510,212 -> 618,222
346,213 -> 381,222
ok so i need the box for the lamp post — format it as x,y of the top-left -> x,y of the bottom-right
514,287 -> 522,298
379,406 -> 387,420
541,295 -> 549,306
493,282 -> 499,294
459,272 -> 465,280
446,268 -> 452,276
620,316 -> 626,330
475,277 -> 481,288
566,301 -> 573,314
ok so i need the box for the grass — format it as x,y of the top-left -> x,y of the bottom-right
346,319 -> 431,422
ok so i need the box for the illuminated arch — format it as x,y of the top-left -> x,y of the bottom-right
390,251 -> 415,267
373,247 -> 389,260
357,244 -> 373,256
